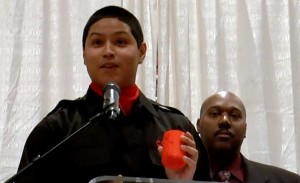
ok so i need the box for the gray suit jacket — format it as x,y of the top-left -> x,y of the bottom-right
243,156 -> 300,183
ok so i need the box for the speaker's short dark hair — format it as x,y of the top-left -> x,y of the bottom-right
82,5 -> 144,48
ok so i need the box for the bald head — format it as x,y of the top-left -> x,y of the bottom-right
200,91 -> 246,118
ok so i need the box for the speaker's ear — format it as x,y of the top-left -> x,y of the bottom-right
83,50 -> 87,65
138,42 -> 147,64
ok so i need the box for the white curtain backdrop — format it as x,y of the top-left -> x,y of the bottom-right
0,0 -> 299,181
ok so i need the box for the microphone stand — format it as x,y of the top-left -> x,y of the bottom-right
4,111 -> 107,183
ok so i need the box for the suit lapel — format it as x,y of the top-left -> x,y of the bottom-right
243,156 -> 270,183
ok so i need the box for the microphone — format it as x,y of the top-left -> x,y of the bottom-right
103,82 -> 121,120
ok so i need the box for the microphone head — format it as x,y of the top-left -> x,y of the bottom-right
102,82 -> 121,120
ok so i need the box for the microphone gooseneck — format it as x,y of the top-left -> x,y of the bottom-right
103,82 -> 121,120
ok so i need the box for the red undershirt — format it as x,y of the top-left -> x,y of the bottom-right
90,82 -> 140,116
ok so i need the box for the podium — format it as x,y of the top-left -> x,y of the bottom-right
89,176 -> 219,183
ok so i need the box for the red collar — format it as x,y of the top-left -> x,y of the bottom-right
210,153 -> 245,182
90,82 -> 140,116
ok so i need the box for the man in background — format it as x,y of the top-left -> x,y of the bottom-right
196,91 -> 300,182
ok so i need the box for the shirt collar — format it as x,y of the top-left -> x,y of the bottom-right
210,153 -> 245,182
90,82 -> 140,116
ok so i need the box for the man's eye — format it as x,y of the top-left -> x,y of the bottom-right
210,112 -> 219,117
116,40 -> 126,46
93,40 -> 102,45
231,113 -> 241,120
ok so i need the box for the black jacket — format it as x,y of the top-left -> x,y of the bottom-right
15,87 -> 209,183
243,155 -> 300,183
